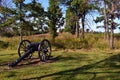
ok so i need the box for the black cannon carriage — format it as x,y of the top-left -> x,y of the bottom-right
9,39 -> 52,67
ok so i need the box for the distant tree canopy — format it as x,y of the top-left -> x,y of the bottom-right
0,0 -> 46,37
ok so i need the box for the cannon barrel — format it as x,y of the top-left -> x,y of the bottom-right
9,48 -> 34,67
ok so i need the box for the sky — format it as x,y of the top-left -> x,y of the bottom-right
24,0 -> 120,33
25,0 -> 49,11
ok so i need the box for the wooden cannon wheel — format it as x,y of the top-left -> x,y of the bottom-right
18,40 -> 32,60
38,39 -> 52,62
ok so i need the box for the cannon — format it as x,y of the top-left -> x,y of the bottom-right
9,39 -> 52,67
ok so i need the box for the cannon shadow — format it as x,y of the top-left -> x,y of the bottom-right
16,56 -> 61,67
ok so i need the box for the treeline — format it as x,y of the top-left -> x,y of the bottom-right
0,0 -> 120,49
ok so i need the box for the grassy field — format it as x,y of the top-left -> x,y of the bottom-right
0,49 -> 120,80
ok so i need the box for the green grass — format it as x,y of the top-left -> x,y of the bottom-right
0,49 -> 120,80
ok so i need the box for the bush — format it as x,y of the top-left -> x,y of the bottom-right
79,39 -> 88,49
95,40 -> 108,49
54,33 -> 89,49
2,32 -> 14,37
0,40 -> 9,49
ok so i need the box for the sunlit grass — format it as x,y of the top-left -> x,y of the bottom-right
0,49 -> 120,80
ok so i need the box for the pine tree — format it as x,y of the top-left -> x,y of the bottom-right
0,0 -> 45,38
47,0 -> 63,42
65,7 -> 76,34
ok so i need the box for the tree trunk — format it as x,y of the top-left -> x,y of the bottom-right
20,29 -> 23,42
50,24 -> 56,44
103,0 -> 107,40
81,14 -> 85,40
104,24 -> 107,40
20,3 -> 23,42
110,21 -> 114,49
103,0 -> 110,46
109,2 -> 115,49
76,16 -> 79,38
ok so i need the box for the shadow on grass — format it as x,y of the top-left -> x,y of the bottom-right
3,56 -> 61,68
23,53 -> 120,80
53,43 -> 66,49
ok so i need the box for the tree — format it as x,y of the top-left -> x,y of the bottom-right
47,0 -> 63,42
59,0 -> 95,39
0,0 -> 45,38
95,0 -> 120,49
108,0 -> 120,49
104,0 -> 120,49
0,0 -> 15,36
58,0 -> 80,37
72,0 -> 95,39
0,0 -> 13,25
94,0 -> 110,42
103,0 -> 109,41
25,0 -> 45,34
65,7 -> 76,34
14,0 -> 26,40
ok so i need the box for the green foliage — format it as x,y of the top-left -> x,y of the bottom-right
0,0 -> 46,38
0,40 -> 9,49
47,0 -> 63,41
53,33 -> 111,50
14,0 -> 24,4
0,6 -> 16,14
1,32 -> 14,37
25,1 -> 44,15
71,0 -> 94,15
0,17 -> 17,27
53,33 -> 89,49
65,7 -> 76,34
94,39 -> 108,49
94,16 -> 104,23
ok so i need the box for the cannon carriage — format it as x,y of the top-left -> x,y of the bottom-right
9,39 -> 52,67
